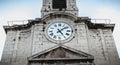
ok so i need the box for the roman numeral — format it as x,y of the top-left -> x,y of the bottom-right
50,27 -> 54,29
53,35 -> 57,39
62,24 -> 65,27
58,23 -> 61,26
49,31 -> 53,32
67,30 -> 70,32
58,37 -> 61,39
54,24 -> 57,27
66,33 -> 70,36
50,33 -> 54,36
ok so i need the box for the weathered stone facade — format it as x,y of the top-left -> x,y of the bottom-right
0,0 -> 120,65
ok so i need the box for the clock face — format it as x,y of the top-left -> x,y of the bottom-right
47,22 -> 73,41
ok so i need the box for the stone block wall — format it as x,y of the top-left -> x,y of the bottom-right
0,31 -> 17,65
31,24 -> 57,55
1,19 -> 120,65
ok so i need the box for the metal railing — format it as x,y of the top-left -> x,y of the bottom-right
7,20 -> 29,26
7,19 -> 112,26
91,19 -> 111,24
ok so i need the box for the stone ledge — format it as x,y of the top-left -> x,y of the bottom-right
3,16 -> 115,34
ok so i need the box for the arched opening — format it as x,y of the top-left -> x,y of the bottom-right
52,0 -> 66,10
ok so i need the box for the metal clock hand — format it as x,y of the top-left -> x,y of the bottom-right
60,27 -> 68,31
57,29 -> 66,38
57,27 -> 68,33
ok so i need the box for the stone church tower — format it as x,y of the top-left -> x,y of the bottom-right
0,0 -> 120,65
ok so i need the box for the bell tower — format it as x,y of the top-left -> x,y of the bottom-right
41,0 -> 78,17
0,0 -> 120,65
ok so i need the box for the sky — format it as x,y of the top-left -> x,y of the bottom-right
0,0 -> 120,60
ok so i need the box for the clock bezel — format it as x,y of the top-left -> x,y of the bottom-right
45,19 -> 75,44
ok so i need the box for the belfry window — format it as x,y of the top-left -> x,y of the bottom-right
52,0 -> 66,9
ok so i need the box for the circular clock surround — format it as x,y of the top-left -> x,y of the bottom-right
47,22 -> 72,41
45,19 -> 75,43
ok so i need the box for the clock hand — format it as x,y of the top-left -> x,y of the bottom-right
60,27 -> 68,31
57,29 -> 66,38
57,27 -> 68,33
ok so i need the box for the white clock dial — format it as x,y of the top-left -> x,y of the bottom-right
47,22 -> 73,41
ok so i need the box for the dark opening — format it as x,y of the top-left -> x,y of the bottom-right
52,0 -> 66,9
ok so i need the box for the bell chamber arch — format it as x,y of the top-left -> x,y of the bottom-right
52,0 -> 67,9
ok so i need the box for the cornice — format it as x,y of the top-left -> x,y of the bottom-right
4,16 -> 115,34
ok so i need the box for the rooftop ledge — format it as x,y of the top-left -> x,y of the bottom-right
3,17 -> 115,33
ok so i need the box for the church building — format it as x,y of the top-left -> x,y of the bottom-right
0,0 -> 120,65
